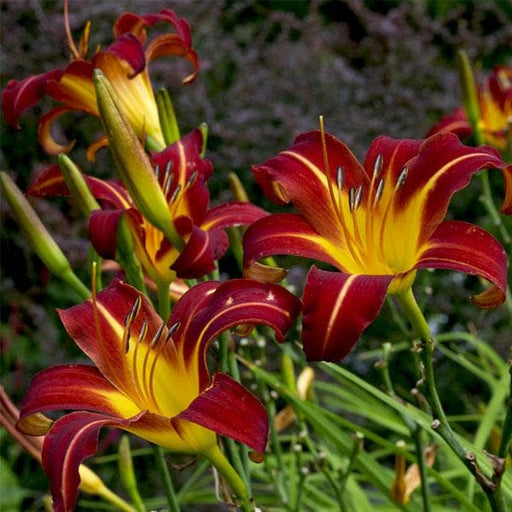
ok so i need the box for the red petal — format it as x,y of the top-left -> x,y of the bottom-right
170,279 -> 301,387
302,267 -> 392,362
88,210 -> 125,259
253,130 -> 367,241
28,165 -> 131,209
396,133 -> 509,242
243,213 -> 343,271
426,107 -> 472,139
105,34 -> 145,77
179,372 -> 268,453
172,226 -> 228,279
1,69 -> 64,128
17,365 -> 138,432
416,220 -> 507,308
201,201 -> 268,231
145,34 -> 199,84
41,411 -> 129,512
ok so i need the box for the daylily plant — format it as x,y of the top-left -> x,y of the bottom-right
243,129 -> 510,361
428,66 -> 512,154
1,6 -> 198,154
28,128 -> 267,283
16,278 -> 301,512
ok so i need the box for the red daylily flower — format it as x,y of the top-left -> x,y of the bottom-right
1,7 -> 198,154
17,278 -> 301,512
243,130 -> 510,362
428,66 -> 512,152
29,129 -> 266,282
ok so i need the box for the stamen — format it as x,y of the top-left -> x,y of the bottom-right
170,184 -> 182,203
125,297 -> 141,328
165,160 -> 173,176
349,186 -> 364,212
123,326 -> 132,353
64,0 -> 80,60
373,153 -> 383,178
165,321 -> 181,343
186,171 -> 199,188
336,166 -> 345,190
375,177 -> 385,204
150,323 -> 166,348
396,165 -> 408,189
353,185 -> 363,211
137,321 -> 148,344
163,172 -> 174,197
154,164 -> 160,181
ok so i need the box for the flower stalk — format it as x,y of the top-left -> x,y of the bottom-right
397,287 -> 507,512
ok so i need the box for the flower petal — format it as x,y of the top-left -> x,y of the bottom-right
253,130 -> 367,242
395,133 -> 509,242
105,34 -> 145,77
416,220 -> 507,308
170,279 -> 301,387
179,372 -> 268,453
88,210 -> 125,259
1,69 -> 64,128
426,107 -> 472,139
243,213 -> 345,273
302,267 -> 393,362
28,164 -> 132,210
17,364 -> 140,435
172,226 -> 228,278
201,201 -> 268,231
37,107 -> 76,154
41,411 -> 132,512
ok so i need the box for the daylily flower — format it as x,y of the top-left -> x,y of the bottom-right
28,129 -> 267,282
243,130 -> 510,362
428,66 -> 511,153
16,278 -> 301,512
1,5 -> 198,154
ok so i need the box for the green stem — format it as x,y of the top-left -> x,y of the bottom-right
499,364 -> 512,459
398,287 -> 506,512
156,280 -> 171,321
152,445 -> 181,512
412,426 -> 432,512
205,444 -> 251,512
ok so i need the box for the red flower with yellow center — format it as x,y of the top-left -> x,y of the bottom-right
29,129 -> 266,283
17,278 -> 301,512
243,130 -> 510,362
428,66 -> 512,153
1,7 -> 198,154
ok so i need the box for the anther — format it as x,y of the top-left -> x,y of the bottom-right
396,165 -> 408,189
170,184 -> 182,203
150,323 -> 166,348
375,177 -> 385,203
124,326 -> 132,353
186,171 -> 199,188
163,173 -> 173,197
165,321 -> 181,343
137,321 -> 148,344
165,160 -> 173,176
154,164 -> 160,181
354,184 -> 363,210
336,166 -> 345,190
125,297 -> 142,328
373,153 -> 383,178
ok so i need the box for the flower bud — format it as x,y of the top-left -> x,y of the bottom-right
93,69 -> 183,251
0,172 -> 90,299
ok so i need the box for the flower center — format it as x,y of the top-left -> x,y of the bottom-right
319,121 -> 415,277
